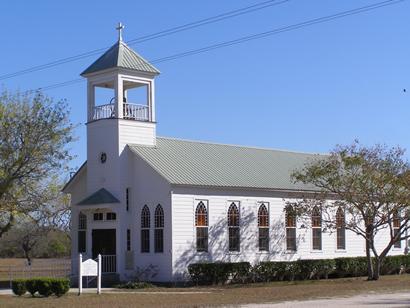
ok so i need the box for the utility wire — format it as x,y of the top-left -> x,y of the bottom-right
0,0 -> 289,81
26,0 -> 405,94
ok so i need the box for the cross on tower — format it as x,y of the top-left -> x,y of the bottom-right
116,22 -> 125,42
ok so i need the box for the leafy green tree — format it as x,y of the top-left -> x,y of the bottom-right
289,141 -> 410,280
0,89 -> 73,238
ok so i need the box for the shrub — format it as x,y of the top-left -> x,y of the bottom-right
50,278 -> 70,297
11,279 -> 27,296
26,279 -> 39,297
36,278 -> 53,297
334,257 -> 368,278
253,261 -> 297,282
297,259 -> 336,280
188,262 -> 251,285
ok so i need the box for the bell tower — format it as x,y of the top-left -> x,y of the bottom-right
81,23 -> 160,194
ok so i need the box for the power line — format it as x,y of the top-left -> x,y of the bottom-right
0,0 -> 289,81
26,0 -> 405,94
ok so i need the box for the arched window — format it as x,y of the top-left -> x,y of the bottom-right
393,211 -> 401,248
312,206 -> 322,250
336,207 -> 345,250
228,202 -> 240,252
195,201 -> 208,252
258,203 -> 269,251
285,206 -> 296,251
78,212 -> 87,253
141,205 -> 150,253
154,205 -> 164,253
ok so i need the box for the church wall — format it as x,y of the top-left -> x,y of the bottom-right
171,188 -> 405,280
127,152 -> 173,282
118,119 -> 156,148
86,119 -> 120,196
66,168 -> 88,276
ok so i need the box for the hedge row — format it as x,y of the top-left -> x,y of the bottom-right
12,278 -> 70,297
188,262 -> 251,285
188,255 -> 410,285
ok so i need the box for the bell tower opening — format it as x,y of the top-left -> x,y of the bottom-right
87,77 -> 154,123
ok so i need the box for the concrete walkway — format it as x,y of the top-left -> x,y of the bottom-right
241,291 -> 410,308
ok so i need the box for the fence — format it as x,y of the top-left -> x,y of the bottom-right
0,258 -> 71,288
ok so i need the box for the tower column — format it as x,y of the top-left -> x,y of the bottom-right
114,75 -> 124,119
87,81 -> 95,122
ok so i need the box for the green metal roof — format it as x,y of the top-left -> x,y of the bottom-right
77,188 -> 120,205
81,41 -> 160,76
129,137 -> 324,191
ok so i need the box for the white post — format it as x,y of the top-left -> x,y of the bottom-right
78,254 -> 83,295
97,254 -> 102,294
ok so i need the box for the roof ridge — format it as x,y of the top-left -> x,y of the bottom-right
153,136 -> 326,156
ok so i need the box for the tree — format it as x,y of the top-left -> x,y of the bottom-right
0,89 -> 73,238
289,141 -> 410,280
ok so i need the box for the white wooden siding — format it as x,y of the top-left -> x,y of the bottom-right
171,189 -> 405,279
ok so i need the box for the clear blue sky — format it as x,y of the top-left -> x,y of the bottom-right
0,0 -> 409,171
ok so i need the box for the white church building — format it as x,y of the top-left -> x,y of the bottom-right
63,27 -> 404,283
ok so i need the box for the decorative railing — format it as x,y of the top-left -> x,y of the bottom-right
101,255 -> 116,273
92,103 -> 149,121
93,104 -> 115,120
123,103 -> 149,121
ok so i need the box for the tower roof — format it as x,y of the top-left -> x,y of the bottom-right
81,40 -> 160,76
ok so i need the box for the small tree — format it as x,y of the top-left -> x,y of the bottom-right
0,89 -> 73,238
289,141 -> 410,280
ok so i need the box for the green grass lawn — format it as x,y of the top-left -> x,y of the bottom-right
2,274 -> 410,307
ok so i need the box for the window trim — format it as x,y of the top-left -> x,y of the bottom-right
126,188 -> 130,212
312,206 -> 322,251
154,204 -> 164,253
195,200 -> 209,253
106,212 -> 116,221
393,211 -> 401,249
228,201 -> 240,252
257,203 -> 269,252
285,206 -> 297,252
93,212 -> 104,221
336,206 -> 346,250
126,229 -> 131,251
141,205 -> 150,253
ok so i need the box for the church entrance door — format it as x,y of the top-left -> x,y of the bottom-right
92,229 -> 116,272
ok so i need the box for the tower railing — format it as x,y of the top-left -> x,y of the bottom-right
123,103 -> 149,121
92,103 -> 149,121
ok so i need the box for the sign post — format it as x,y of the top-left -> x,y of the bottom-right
97,254 -> 102,294
78,254 -> 82,295
78,254 -> 101,295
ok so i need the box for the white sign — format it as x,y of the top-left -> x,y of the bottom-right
81,259 -> 98,276
78,254 -> 102,295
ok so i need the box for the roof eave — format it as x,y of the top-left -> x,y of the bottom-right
62,162 -> 87,193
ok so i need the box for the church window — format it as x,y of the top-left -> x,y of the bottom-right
78,212 -> 87,253
127,229 -> 131,251
94,212 -> 103,221
312,206 -> 322,250
228,202 -> 240,252
195,201 -> 208,252
393,211 -> 401,248
258,203 -> 269,251
106,212 -> 116,220
154,205 -> 164,253
126,188 -> 130,212
285,206 -> 296,251
336,207 -> 346,250
141,205 -> 150,253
